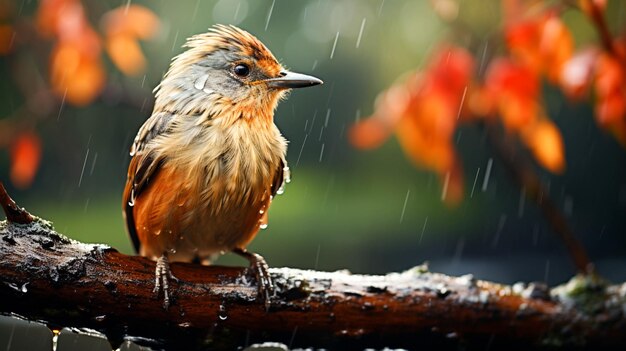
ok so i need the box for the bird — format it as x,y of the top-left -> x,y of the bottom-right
122,24 -> 322,308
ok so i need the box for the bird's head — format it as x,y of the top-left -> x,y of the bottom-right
154,24 -> 322,122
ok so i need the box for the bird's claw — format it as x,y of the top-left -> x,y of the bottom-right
234,248 -> 274,310
250,253 -> 274,310
154,255 -> 178,309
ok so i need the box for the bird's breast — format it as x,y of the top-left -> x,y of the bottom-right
137,115 -> 287,261
158,113 -> 287,192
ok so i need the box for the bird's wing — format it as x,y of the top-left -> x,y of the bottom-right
123,111 -> 175,253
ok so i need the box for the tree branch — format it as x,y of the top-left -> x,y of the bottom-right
580,0 -> 619,58
0,182 -> 33,224
484,121 -> 594,275
0,188 -> 624,350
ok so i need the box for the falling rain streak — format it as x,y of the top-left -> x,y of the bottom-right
482,158 -> 493,192
308,111 -> 317,134
356,18 -> 366,48
265,0 -> 275,31
57,89 -> 67,121
419,217 -> 428,243
89,153 -> 98,176
330,32 -> 339,59
234,1 -> 242,21
191,0 -> 201,22
456,86 -> 467,120
441,172 -> 450,201
171,30 -> 179,51
400,189 -> 410,223
478,40 -> 489,76
319,143 -> 325,162
470,168 -> 480,197
314,244 -> 321,270
78,149 -> 89,187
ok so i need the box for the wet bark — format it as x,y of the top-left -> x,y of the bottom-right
0,184 -> 625,350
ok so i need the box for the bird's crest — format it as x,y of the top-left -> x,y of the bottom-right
183,24 -> 281,73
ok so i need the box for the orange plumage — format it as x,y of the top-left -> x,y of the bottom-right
122,24 -> 321,307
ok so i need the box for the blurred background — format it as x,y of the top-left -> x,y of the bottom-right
0,0 -> 625,286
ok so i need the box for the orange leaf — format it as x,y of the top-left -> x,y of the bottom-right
396,113 -> 463,205
498,94 -> 537,130
486,58 -> 538,99
505,13 -> 573,84
506,19 -> 542,73
485,58 -> 540,130
467,86 -> 495,118
595,54 -> 624,97
410,93 -> 456,141
10,133 -> 42,189
37,0 -> 72,37
50,43 -> 105,106
38,0 -> 105,104
428,46 -> 475,94
349,83 -> 411,149
349,118 -> 393,150
102,5 -> 159,76
102,5 -> 160,39
441,162 -> 464,206
106,34 -> 146,76
540,15 -> 573,83
595,91 -> 626,127
37,0 -> 100,51
350,45 -> 472,206
521,119 -> 566,174
593,53 -> 626,128
396,96 -> 456,175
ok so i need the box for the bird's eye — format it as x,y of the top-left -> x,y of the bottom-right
233,63 -> 250,77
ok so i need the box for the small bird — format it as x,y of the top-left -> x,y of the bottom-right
122,24 -> 322,308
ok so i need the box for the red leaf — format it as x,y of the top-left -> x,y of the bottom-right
485,58 -> 540,130
10,133 -> 42,189
486,58 -> 538,99
349,118 -> 393,150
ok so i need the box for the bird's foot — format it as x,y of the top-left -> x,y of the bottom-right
154,255 -> 179,309
233,248 -> 274,310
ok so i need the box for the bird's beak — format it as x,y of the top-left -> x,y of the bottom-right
265,71 -> 323,89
